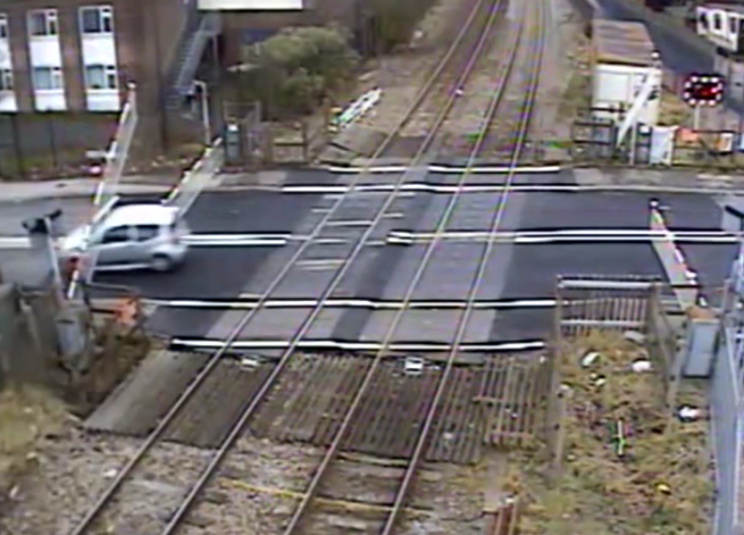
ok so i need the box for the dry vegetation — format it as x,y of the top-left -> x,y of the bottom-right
0,321 -> 151,508
503,331 -> 712,535
658,87 -> 689,127
72,326 -> 152,415
558,32 -> 592,122
0,385 -> 70,499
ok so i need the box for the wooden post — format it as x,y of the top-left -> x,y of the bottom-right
266,123 -> 275,164
550,386 -> 569,481
545,277 -> 564,441
301,119 -> 309,162
323,99 -> 331,145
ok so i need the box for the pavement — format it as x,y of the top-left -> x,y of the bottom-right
1,166 -> 741,347
3,166 -> 744,202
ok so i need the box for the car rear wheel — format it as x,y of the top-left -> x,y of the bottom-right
150,254 -> 173,272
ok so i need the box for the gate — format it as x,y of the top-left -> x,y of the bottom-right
223,101 -> 265,171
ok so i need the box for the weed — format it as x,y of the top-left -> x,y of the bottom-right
513,331 -> 712,534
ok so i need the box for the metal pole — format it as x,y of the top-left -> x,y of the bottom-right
738,75 -> 744,151
630,121 -> 637,165
694,104 -> 701,130
43,216 -> 65,306
194,80 -> 211,145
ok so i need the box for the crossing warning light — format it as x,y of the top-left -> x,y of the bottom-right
683,74 -> 725,106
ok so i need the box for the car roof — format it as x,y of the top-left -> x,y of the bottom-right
102,204 -> 180,229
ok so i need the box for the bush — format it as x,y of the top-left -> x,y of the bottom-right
243,26 -> 360,117
367,0 -> 436,52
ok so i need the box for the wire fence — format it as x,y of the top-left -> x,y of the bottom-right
0,112 -> 119,180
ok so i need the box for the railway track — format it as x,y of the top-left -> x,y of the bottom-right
65,0 -> 529,532
277,2 -> 549,533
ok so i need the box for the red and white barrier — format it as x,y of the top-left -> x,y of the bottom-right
649,201 -> 699,309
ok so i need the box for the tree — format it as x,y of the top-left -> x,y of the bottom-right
243,26 -> 360,117
366,0 -> 437,53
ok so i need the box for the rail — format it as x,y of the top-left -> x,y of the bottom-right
65,0 -> 518,532
283,1 -> 547,532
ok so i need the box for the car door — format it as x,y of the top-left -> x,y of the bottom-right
131,224 -> 162,262
94,225 -> 137,266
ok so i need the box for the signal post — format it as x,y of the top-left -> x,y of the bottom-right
682,73 -> 725,130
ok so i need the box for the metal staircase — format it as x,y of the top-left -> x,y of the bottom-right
168,4 -> 222,111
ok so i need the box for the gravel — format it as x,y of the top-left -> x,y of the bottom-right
178,436 -> 324,534
435,12 -> 522,153
1,426 -> 138,534
0,425 -> 213,535
353,0 -> 483,137
2,413 -> 504,535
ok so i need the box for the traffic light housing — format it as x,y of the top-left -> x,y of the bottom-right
683,74 -> 725,106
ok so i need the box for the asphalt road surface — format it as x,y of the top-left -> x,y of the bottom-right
80,170 -> 737,346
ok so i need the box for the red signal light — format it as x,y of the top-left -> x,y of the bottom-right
683,74 -> 725,106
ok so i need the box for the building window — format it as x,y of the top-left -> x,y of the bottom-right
80,6 -> 114,34
28,9 -> 58,37
0,14 -> 8,39
85,65 -> 118,90
32,67 -> 63,90
0,69 -> 12,91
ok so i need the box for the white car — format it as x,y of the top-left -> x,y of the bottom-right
59,203 -> 190,272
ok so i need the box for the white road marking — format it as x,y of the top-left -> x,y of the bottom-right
322,164 -> 562,174
143,297 -> 558,309
279,182 -> 744,195
0,237 -> 34,249
1,229 -> 740,250
169,338 -> 546,352
296,259 -> 346,270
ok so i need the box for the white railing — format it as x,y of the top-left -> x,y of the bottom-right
166,138 -> 224,218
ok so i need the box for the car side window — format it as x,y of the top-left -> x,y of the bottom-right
101,226 -> 132,244
134,225 -> 161,242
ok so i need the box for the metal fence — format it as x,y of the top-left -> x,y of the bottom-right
547,275 -> 679,470
0,111 -> 119,180
713,247 -> 744,535
568,85 -> 744,168
710,326 -> 744,535
223,101 -> 265,171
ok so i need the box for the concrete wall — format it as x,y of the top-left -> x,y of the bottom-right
0,284 -> 56,388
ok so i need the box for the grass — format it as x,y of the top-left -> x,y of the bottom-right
658,88 -> 689,127
0,384 -> 69,496
506,331 -> 712,535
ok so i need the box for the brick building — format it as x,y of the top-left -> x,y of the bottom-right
0,0 -> 363,156
0,0 -> 194,112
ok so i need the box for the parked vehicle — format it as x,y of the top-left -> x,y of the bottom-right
696,3 -> 744,56
58,203 -> 189,273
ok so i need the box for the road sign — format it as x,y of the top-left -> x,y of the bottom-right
683,74 -> 725,106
